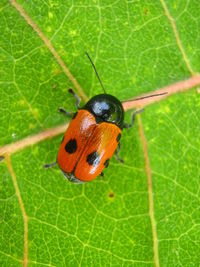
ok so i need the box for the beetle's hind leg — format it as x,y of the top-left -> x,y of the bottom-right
123,109 -> 144,129
114,143 -> 124,164
43,162 -> 57,169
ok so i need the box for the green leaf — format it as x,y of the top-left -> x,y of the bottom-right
0,1 -> 200,266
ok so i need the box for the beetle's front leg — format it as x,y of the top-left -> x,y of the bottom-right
68,88 -> 81,109
123,109 -> 144,129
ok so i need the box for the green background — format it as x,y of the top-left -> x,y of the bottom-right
0,0 -> 200,266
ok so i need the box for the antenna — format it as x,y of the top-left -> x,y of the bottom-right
123,92 -> 167,102
85,52 -> 106,94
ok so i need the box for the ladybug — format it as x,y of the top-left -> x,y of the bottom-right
44,53 -> 164,183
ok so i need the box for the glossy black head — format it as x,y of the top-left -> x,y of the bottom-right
84,94 -> 124,129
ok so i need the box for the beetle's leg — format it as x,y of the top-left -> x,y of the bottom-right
58,107 -> 74,117
123,109 -> 144,129
58,88 -> 81,117
43,162 -> 57,169
100,172 -> 104,177
58,89 -> 80,116
68,88 -> 81,108
114,143 -> 124,164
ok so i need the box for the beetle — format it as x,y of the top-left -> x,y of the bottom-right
44,52 -> 165,183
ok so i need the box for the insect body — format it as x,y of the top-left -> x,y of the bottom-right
44,52 -> 166,183
44,53 -> 128,183
57,94 -> 124,183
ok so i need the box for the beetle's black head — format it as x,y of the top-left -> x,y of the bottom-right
84,94 -> 124,129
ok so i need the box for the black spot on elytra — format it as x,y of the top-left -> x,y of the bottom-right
87,151 -> 100,166
104,159 -> 110,168
72,112 -> 77,119
116,133 -> 121,142
65,139 -> 77,154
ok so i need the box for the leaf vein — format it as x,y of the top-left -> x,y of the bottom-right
138,116 -> 160,267
159,0 -> 195,75
5,155 -> 28,267
10,0 -> 88,102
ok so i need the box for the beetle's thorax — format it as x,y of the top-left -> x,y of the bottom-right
84,94 -> 124,129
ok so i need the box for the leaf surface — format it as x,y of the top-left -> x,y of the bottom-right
0,1 -> 200,266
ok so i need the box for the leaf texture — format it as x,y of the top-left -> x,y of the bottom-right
0,1 -> 200,266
